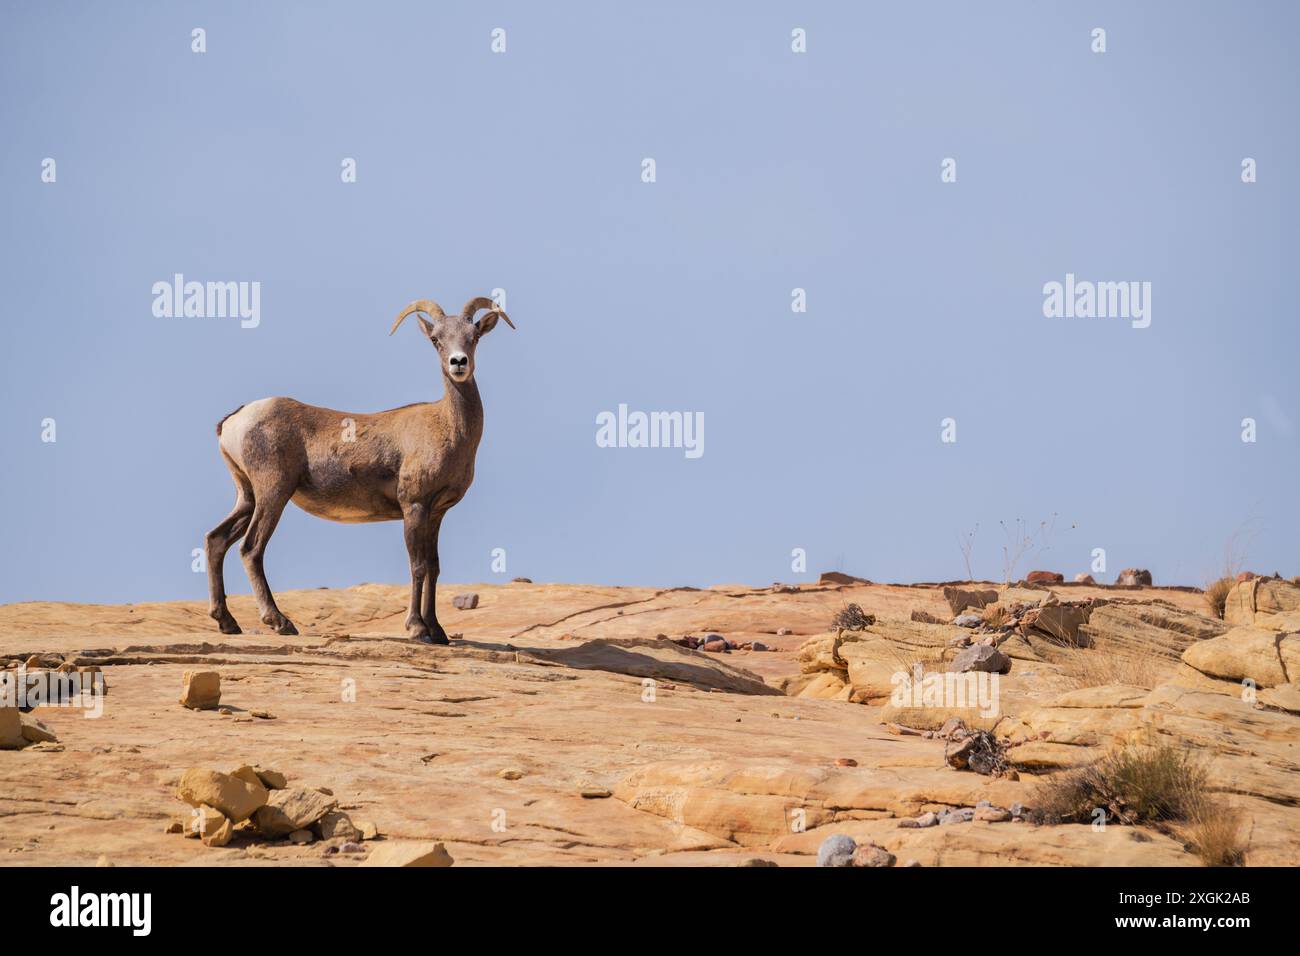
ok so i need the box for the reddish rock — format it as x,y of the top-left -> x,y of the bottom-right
1073,573 -> 1095,584
833,757 -> 858,767
701,639 -> 728,653
1236,571 -> 1257,583
1026,571 -> 1064,585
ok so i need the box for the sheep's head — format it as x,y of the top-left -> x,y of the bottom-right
389,296 -> 515,383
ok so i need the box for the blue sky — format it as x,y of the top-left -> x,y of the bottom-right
1,1 -> 1296,603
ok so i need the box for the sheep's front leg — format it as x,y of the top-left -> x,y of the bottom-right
402,502 -> 433,642
420,514 -> 449,645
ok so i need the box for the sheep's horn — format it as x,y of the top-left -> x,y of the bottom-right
389,299 -> 446,335
460,296 -> 516,329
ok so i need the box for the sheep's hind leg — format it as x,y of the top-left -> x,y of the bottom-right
239,483 -> 298,636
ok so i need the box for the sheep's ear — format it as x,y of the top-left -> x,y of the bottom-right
417,314 -> 435,338
475,309 -> 514,338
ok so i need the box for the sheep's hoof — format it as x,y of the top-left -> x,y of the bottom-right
211,609 -> 242,635
262,611 -> 298,636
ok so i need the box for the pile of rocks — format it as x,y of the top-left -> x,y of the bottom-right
897,800 -> 1027,828
816,834 -> 901,868
671,634 -> 769,653
168,765 -> 378,853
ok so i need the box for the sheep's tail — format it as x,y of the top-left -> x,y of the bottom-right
216,405 -> 245,436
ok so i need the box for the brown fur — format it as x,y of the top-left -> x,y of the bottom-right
204,297 -> 512,642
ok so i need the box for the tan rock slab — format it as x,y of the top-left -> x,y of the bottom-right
359,841 -> 454,867
252,787 -> 338,837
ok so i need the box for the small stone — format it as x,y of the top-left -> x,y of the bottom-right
975,806 -> 1012,822
833,757 -> 858,767
938,717 -> 967,739
317,810 -> 361,842
250,710 -> 276,720
946,737 -> 976,770
903,859 -> 922,867
511,577 -> 532,583
952,613 -> 982,628
288,828 -> 314,845
179,670 -> 221,710
498,768 -> 524,780
736,857 -> 779,867
452,593 -> 480,610
1010,802 -> 1025,817
218,706 -> 234,716
164,820 -> 184,835
701,639 -> 728,653
751,641 -> 769,652
851,843 -> 896,868
897,818 -> 920,828
816,834 -> 857,867
1073,573 -> 1096,584
776,628 -> 793,636
253,767 -> 287,790
951,644 -> 1011,674
359,841 -> 454,868
96,855 -> 113,867
357,820 -> 379,841
940,807 -> 975,825
915,812 -> 938,828
197,805 -> 234,847
340,841 -> 365,853
20,714 -> 58,744
580,788 -> 612,799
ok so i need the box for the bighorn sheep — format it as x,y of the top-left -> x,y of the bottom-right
205,296 -> 514,643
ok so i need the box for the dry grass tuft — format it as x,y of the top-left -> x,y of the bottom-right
1182,801 -> 1247,867
1057,651 -> 1176,690
1203,576 -> 1235,620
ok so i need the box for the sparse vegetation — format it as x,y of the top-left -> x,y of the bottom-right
831,603 -> 875,631
1032,743 -> 1208,826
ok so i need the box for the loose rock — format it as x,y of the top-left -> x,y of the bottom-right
816,834 -> 857,867
452,593 -> 479,610
175,768 -> 268,823
852,843 -> 896,867
178,671 -> 221,710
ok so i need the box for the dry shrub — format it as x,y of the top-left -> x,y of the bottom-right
831,603 -> 874,631
1032,743 -> 1208,826
1203,576 -> 1235,620
1058,650 -> 1176,690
